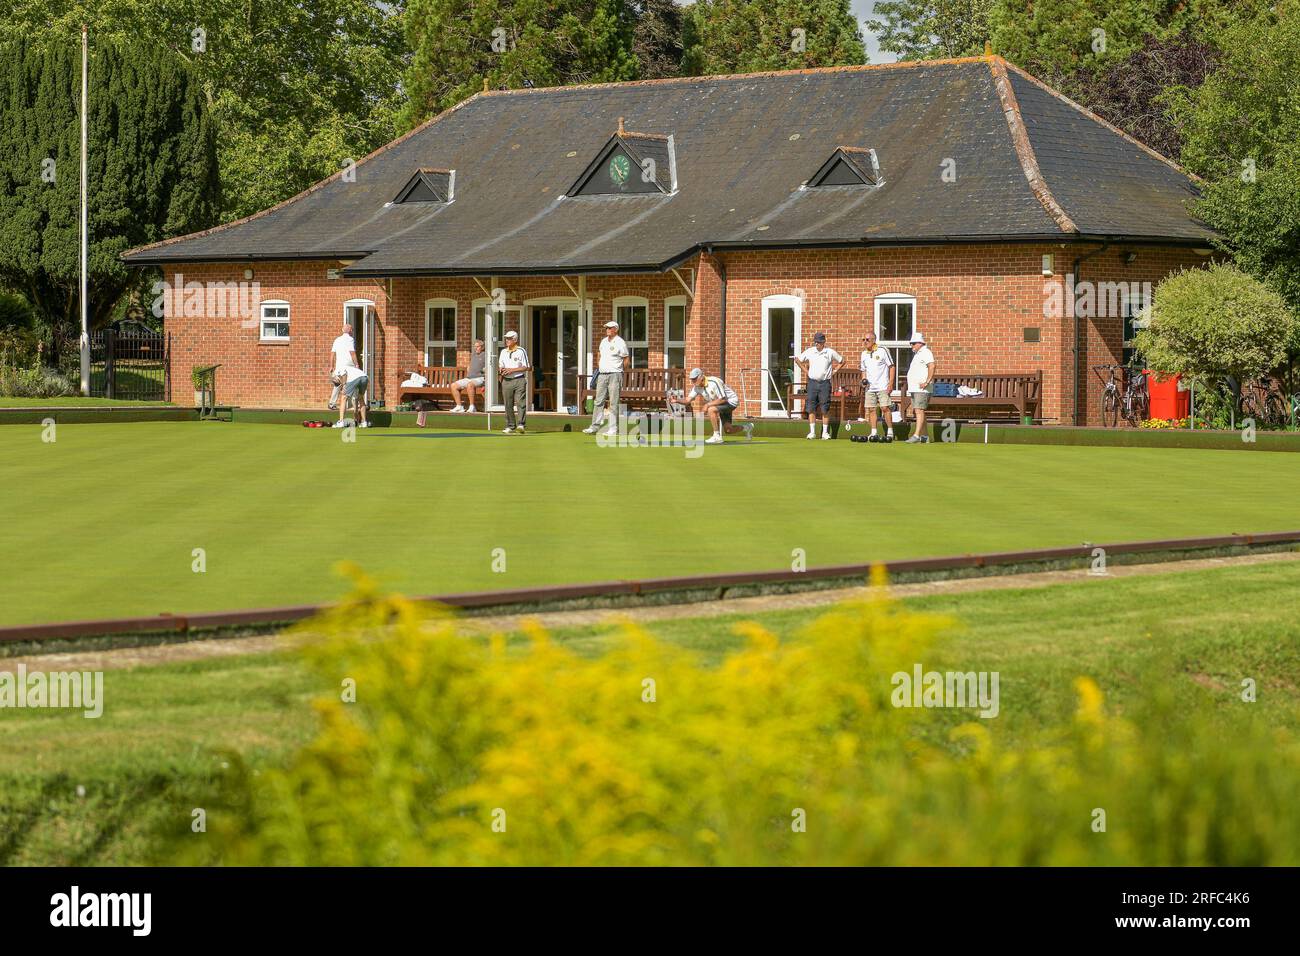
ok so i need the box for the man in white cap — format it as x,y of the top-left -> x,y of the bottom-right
683,367 -> 753,444
583,319 -> 630,437
905,331 -> 936,443
497,330 -> 530,434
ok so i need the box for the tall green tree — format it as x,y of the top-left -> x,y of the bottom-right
0,40 -> 219,362
4,2 -> 407,221
682,0 -> 865,75
987,0 -> 1254,81
401,0 -> 639,130
867,0 -> 994,60
1174,0 -> 1300,315
633,0 -> 685,78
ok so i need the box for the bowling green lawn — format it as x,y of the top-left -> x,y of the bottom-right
2,420 -> 1300,627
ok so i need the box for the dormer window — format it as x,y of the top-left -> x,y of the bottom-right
393,168 -> 455,204
805,147 -> 883,188
567,118 -> 676,197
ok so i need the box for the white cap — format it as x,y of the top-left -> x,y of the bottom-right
909,331 -> 926,344
504,330 -> 518,340
604,320 -> 619,329
689,368 -> 703,380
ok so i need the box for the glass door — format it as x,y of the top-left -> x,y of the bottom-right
344,300 -> 376,402
474,303 -> 518,411
761,295 -> 800,416
559,303 -> 585,412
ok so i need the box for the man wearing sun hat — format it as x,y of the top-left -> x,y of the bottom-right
905,331 -> 936,444
583,318 -> 630,437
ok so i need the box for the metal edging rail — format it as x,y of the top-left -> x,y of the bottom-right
3,530 -> 1299,644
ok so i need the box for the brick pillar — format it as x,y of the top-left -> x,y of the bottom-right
688,252 -> 724,375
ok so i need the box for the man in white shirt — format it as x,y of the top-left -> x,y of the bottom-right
583,320 -> 630,437
796,332 -> 843,440
682,367 -> 754,444
328,323 -> 357,410
905,331 -> 936,444
497,330 -> 531,434
332,363 -> 370,428
857,331 -> 896,442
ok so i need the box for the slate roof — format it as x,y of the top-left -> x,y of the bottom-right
123,57 -> 1215,276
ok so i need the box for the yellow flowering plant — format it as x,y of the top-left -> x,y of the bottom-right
176,566 -> 1300,866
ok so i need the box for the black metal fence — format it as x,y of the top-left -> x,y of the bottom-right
89,328 -> 169,401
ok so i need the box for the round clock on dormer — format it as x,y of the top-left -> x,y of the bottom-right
608,154 -> 631,185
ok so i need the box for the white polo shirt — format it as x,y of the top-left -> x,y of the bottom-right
689,376 -> 738,407
330,333 -> 356,374
907,346 -> 935,392
598,335 -> 630,373
860,346 -> 894,391
498,345 -> 529,379
799,346 -> 842,381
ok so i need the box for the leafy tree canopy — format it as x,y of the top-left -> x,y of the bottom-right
0,39 -> 219,357
681,0 -> 866,75
401,0 -> 639,130
3,1 -> 407,221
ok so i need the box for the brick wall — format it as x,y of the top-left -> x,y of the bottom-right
164,243 -> 1212,422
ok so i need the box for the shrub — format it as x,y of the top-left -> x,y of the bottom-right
173,569 -> 1300,866
0,366 -> 77,398
1135,263 -> 1299,389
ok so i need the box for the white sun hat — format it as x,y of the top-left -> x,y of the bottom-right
909,331 -> 926,344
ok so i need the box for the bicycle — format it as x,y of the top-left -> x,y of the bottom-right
1239,376 -> 1290,429
1095,365 -> 1149,427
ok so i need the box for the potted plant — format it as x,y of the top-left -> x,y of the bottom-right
191,366 -> 212,409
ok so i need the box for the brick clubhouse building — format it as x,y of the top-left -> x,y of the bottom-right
124,55 -> 1216,425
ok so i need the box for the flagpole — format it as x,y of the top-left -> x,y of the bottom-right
78,24 -> 90,396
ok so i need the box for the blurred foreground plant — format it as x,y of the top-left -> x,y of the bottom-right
175,567 -> 1300,866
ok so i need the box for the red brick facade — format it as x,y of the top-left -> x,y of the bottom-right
164,243 -> 1211,424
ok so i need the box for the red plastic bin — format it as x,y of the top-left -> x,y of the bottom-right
1145,371 -> 1189,420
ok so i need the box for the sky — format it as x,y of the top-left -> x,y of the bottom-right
853,0 -> 894,62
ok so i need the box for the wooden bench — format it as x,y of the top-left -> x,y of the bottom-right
579,367 -> 687,415
395,366 -> 480,410
788,369 -> 865,421
900,371 -> 1043,421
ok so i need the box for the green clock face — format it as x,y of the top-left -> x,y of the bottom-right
608,154 -> 631,185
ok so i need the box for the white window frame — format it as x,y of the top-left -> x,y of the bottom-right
874,293 -> 917,397
612,295 -> 649,368
664,295 -> 687,369
424,297 -> 458,367
760,294 -> 803,417
259,299 -> 290,342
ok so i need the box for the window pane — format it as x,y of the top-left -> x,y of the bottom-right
892,347 -> 911,385
632,347 -> 649,368
668,305 -> 686,342
896,303 -> 913,340
668,346 -> 685,368
879,303 -> 896,341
